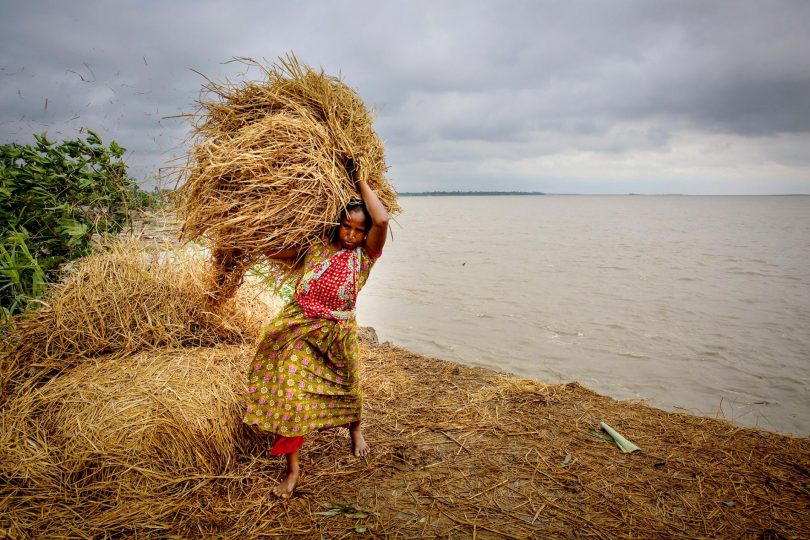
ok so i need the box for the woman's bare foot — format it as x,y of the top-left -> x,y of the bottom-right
349,421 -> 370,457
272,469 -> 299,499
272,449 -> 300,499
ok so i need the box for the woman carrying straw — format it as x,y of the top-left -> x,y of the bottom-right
243,170 -> 388,498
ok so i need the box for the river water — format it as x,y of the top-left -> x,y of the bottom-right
356,195 -> 810,436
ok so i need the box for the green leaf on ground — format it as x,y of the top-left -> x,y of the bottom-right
313,509 -> 344,517
345,511 -> 369,519
316,503 -> 378,520
586,428 -> 614,442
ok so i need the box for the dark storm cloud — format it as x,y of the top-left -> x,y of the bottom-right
373,1 -> 810,142
1,0 -> 809,193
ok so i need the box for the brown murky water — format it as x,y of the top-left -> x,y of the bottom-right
358,195 -> 810,435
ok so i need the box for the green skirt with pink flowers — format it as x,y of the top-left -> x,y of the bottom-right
242,300 -> 363,438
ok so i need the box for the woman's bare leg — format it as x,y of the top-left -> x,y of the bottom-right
349,420 -> 370,457
272,449 -> 300,498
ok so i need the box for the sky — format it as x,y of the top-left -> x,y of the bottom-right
1,0 -> 809,195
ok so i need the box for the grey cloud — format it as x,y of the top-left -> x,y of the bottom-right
1,0 -> 809,193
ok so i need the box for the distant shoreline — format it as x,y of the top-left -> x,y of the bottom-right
398,191 -> 810,197
399,191 -> 545,196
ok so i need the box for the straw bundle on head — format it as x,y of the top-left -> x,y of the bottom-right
176,55 -> 400,303
0,240 -> 275,401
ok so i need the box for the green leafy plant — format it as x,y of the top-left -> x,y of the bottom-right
0,229 -> 46,319
0,131 -> 142,320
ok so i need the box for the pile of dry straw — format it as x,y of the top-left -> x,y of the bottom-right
176,55 -> 400,302
1,240 -> 274,537
0,240 -> 271,401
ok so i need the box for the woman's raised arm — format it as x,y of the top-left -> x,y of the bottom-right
358,179 -> 389,257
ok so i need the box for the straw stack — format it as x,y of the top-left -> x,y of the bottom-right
0,345 -> 263,537
0,240 -> 274,402
176,55 -> 400,303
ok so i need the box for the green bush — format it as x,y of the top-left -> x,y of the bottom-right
0,131 -> 141,319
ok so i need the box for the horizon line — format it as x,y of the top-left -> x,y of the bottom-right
397,190 -> 810,197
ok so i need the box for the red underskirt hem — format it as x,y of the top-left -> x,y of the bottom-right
268,420 -> 360,455
269,435 -> 305,455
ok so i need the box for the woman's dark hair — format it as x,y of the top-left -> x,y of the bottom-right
328,201 -> 371,242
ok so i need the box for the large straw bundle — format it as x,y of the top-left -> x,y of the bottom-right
0,240 -> 275,401
176,55 -> 400,302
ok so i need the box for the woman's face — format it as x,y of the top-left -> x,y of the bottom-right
338,209 -> 367,250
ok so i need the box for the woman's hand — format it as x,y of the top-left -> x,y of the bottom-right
345,156 -> 388,256
346,157 -> 357,179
